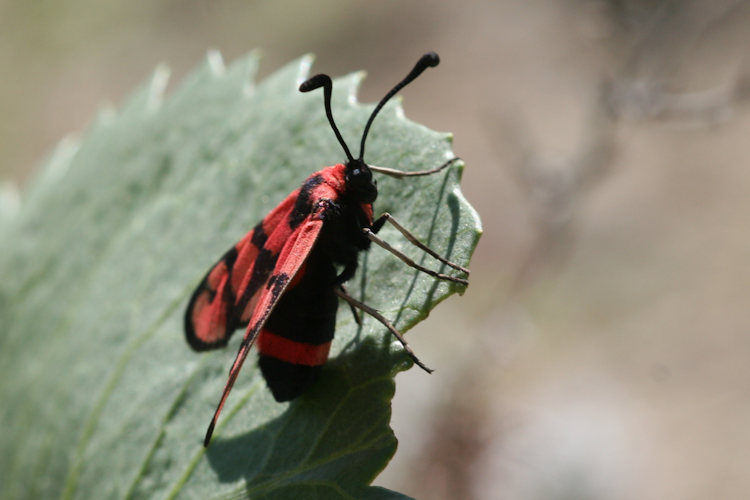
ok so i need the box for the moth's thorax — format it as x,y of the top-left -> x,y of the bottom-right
316,164 -> 348,194
306,162 -> 377,206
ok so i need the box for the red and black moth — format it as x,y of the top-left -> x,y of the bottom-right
185,52 -> 469,446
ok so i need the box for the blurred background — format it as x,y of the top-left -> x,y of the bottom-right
3,1 -> 750,498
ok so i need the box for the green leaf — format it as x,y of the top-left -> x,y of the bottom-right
0,51 -> 481,499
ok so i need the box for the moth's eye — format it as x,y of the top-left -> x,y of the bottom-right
356,167 -> 371,182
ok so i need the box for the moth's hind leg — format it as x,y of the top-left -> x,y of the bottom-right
334,287 -> 433,373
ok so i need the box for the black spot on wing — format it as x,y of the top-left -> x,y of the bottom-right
233,247 -> 278,328
251,220 -> 267,249
289,175 -> 324,229
219,245 -> 239,300
218,245 -> 240,334
223,245 -> 239,268
267,272 -> 289,301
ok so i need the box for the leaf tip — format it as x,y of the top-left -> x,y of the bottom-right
205,50 -> 226,77
295,54 -> 316,88
46,136 -> 80,180
237,49 -> 262,97
147,64 -> 171,112
0,181 -> 20,222
346,70 -> 367,105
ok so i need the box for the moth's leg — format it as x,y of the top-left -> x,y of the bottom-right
368,157 -> 459,179
363,225 -> 468,286
371,213 -> 469,274
338,285 -> 361,325
334,287 -> 433,373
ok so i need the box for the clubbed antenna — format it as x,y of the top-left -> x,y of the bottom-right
299,52 -> 441,164
299,74 -> 354,162
358,52 -> 440,160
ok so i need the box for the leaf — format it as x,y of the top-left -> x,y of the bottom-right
0,51 -> 481,499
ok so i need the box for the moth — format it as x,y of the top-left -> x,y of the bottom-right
185,52 -> 469,446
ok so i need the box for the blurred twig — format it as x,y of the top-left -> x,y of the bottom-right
600,0 -> 750,123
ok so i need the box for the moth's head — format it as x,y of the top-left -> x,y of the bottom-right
345,158 -> 377,203
299,52 -> 440,202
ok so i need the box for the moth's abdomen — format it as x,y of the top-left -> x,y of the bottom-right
256,250 -> 338,401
